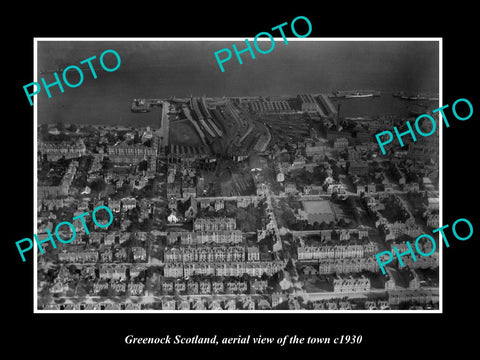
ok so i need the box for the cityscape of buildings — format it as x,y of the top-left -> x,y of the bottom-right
36,90 -> 440,311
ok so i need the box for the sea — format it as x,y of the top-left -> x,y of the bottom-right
36,40 -> 440,128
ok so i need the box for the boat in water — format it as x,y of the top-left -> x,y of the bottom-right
332,90 -> 379,98
408,104 -> 429,116
396,92 -> 439,101
344,92 -> 374,98
131,99 -> 151,113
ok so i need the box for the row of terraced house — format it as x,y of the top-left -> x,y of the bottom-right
167,230 -> 243,245
38,138 -> 86,161
164,261 -> 284,278
333,275 -> 371,293
297,243 -> 378,261
90,281 -> 145,296
164,245 -> 259,263
389,242 -> 439,269
160,278 -> 268,295
38,160 -> 79,198
57,246 -> 146,264
193,217 -> 237,231
318,257 -> 380,274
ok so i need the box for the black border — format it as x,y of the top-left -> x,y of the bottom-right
6,5 -> 479,355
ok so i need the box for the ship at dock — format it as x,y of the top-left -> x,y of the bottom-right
131,98 -> 165,113
393,91 -> 438,101
345,92 -> 374,98
131,99 -> 151,113
332,90 -> 380,98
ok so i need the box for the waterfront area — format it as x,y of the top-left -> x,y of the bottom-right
36,91 -> 440,311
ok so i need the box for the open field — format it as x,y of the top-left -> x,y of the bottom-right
169,119 -> 204,146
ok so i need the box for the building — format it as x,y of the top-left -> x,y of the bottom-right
253,132 -> 272,152
334,137 -> 349,150
246,246 -> 260,262
251,279 -> 268,293
99,265 -> 127,281
426,213 -> 439,228
356,181 -> 377,196
248,154 -> 263,172
187,280 -> 199,295
108,199 -> 121,213
275,163 -> 285,183
194,217 -> 236,231
403,182 -> 420,192
162,281 -> 174,294
38,138 -> 86,161
297,94 -> 323,114
348,161 -> 369,176
317,94 -> 337,117
164,263 -> 183,278
284,182 -> 297,195
58,250 -> 98,263
165,246 -> 245,264
333,275 -> 370,293
199,280 -> 211,294
162,299 -> 176,310
195,230 -> 243,245
38,161 -> 78,198
130,247 -> 146,263
121,197 -> 137,211
107,142 -> 157,162
249,99 -> 292,113
164,247 -> 183,263
427,197 -> 439,211
326,183 -> 346,195
305,141 -> 326,159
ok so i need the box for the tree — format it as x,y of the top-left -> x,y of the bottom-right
285,259 -> 296,276
56,156 -> 70,168
331,191 -> 339,202
295,220 -> 305,231
68,124 -> 78,132
107,286 -> 117,299
236,208 -> 257,232
138,159 -> 148,172
90,178 -> 107,192
139,218 -> 153,232
101,157 -> 114,171
281,209 -> 296,228
144,139 -> 153,147
56,121 -> 65,132
40,123 -> 49,140
68,264 -> 78,275
76,283 -> 88,298
133,132 -> 142,144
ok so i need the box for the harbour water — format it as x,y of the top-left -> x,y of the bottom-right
330,95 -> 438,119
36,41 -> 439,127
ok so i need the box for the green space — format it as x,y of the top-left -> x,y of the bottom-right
169,120 -> 204,147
